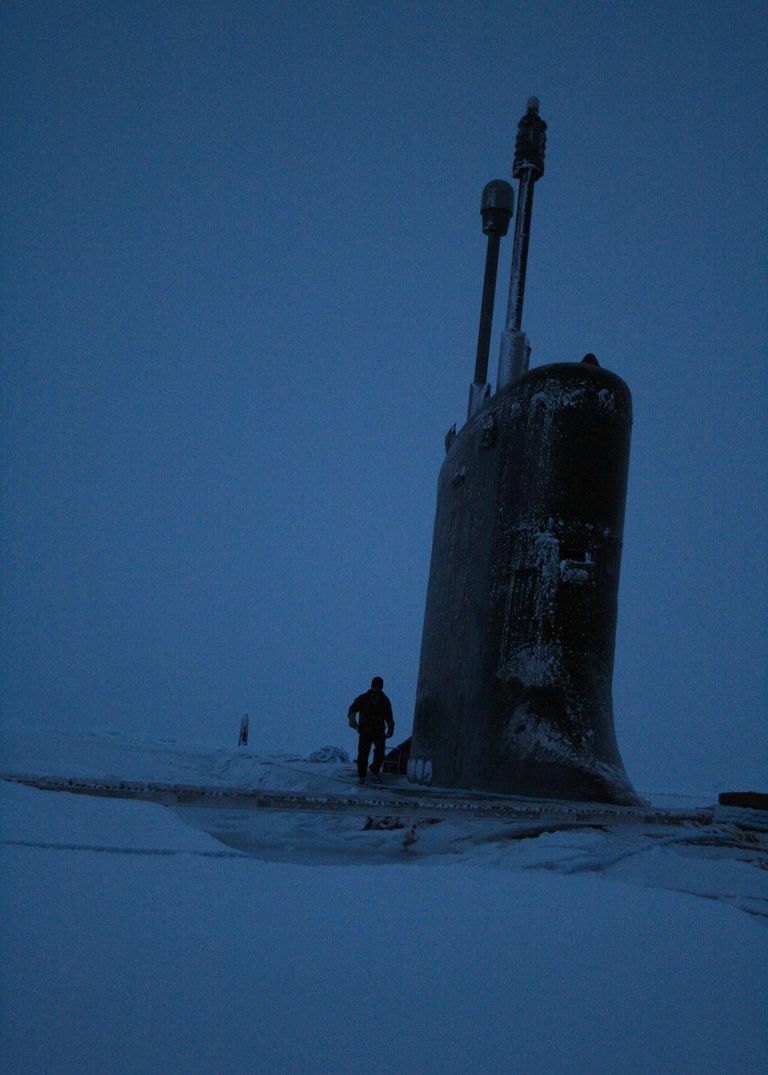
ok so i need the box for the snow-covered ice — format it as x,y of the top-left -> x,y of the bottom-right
1,724 -> 766,1074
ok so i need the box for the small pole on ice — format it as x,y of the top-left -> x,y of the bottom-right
238,714 -> 249,748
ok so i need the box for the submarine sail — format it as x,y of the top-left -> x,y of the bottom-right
408,101 -> 639,805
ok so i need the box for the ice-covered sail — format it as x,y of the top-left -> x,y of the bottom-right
410,101 -> 639,804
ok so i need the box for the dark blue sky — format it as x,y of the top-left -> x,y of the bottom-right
2,1 -> 765,792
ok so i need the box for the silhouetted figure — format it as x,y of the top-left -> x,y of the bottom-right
348,676 -> 395,785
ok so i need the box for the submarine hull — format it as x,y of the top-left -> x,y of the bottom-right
409,361 -> 639,804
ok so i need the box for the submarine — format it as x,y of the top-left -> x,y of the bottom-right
407,100 -> 640,805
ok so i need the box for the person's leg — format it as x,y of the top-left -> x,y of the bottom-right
369,735 -> 386,775
357,734 -> 372,781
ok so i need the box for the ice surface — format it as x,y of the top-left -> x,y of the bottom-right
1,725 -> 767,1074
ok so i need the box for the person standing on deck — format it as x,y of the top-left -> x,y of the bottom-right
347,677 -> 395,785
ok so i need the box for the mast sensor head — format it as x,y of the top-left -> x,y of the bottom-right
480,179 -> 514,236
513,97 -> 547,179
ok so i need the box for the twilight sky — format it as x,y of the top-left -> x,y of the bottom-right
2,0 -> 765,793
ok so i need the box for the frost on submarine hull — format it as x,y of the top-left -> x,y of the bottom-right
408,100 -> 639,805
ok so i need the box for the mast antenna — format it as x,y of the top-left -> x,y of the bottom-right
467,179 -> 514,419
497,97 -> 547,389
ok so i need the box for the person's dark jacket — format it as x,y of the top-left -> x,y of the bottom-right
348,688 -> 394,738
